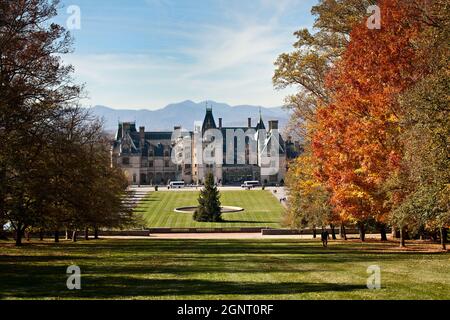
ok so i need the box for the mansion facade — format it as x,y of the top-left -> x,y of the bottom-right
111,108 -> 299,186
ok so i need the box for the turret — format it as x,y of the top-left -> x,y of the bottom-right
202,106 -> 217,134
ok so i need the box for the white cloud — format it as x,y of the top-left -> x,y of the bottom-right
181,24 -> 288,78
66,0 -> 304,109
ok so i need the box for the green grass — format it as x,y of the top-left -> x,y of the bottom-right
136,190 -> 284,228
0,239 -> 449,300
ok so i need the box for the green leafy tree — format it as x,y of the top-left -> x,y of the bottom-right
194,173 -> 222,222
34,108 -> 134,242
0,1 -> 136,246
385,0 -> 449,249
0,0 -> 82,245
283,151 -> 338,239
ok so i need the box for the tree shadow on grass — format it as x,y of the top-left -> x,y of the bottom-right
0,255 -> 95,264
0,239 -> 447,299
26,239 -> 445,259
83,278 -> 367,299
0,270 -> 367,299
220,220 -> 277,224
136,198 -> 160,203
66,239 -> 442,258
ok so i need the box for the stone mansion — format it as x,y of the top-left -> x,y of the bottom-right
111,108 -> 299,186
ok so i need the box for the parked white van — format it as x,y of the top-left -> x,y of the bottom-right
169,181 -> 185,189
241,181 -> 260,189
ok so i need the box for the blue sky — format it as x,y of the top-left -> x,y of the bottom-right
56,0 -> 317,110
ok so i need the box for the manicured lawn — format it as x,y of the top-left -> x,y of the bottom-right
136,190 -> 284,228
0,239 -> 448,300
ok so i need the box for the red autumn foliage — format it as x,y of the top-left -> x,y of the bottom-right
312,0 -> 424,225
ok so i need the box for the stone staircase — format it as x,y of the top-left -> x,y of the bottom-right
122,188 -> 151,211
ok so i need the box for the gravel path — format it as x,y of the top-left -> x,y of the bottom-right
267,186 -> 288,208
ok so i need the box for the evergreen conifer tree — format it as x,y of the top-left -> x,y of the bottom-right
194,173 -> 222,222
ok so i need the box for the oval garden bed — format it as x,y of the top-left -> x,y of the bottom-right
174,206 -> 244,214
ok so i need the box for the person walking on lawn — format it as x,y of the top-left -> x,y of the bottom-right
321,229 -> 329,247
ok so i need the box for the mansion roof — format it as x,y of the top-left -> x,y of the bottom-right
114,108 -> 287,157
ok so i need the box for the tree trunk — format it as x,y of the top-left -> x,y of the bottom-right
65,229 -> 72,240
399,228 -> 406,248
430,230 -> 438,242
359,223 -> 366,242
84,227 -> 89,240
0,229 -> 7,240
340,225 -> 347,240
54,230 -> 59,243
39,230 -> 44,241
441,227 -> 447,251
312,227 -> 317,239
418,226 -> 425,240
380,224 -> 388,241
15,227 -> 24,247
94,226 -> 99,240
330,224 -> 337,240
72,230 -> 78,242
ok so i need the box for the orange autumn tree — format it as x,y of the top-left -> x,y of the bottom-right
313,0 -> 423,241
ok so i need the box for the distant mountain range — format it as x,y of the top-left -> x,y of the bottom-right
89,100 -> 290,133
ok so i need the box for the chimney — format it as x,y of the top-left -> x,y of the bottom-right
139,126 -> 145,145
268,120 -> 279,131
219,118 -> 223,129
248,118 -> 252,128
